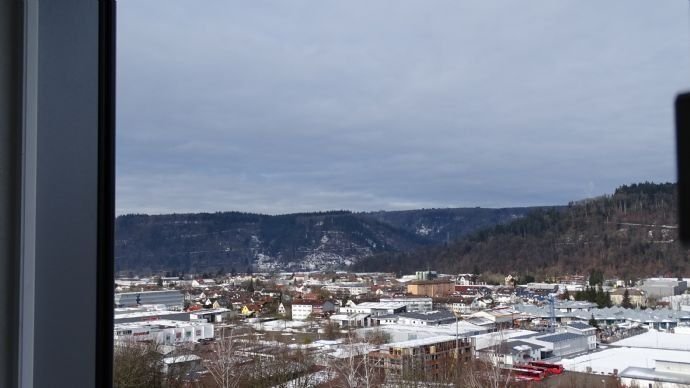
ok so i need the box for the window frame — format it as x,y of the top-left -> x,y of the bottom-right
2,0 -> 116,387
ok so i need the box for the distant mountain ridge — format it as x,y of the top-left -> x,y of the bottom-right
115,206 -> 543,274
366,207 -> 547,244
354,182 -> 686,280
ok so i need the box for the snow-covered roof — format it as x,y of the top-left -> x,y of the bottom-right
620,367 -> 690,385
567,322 -> 595,330
613,330 -> 690,351
385,335 -> 457,349
536,332 -> 584,343
162,354 -> 201,364
562,347 -> 690,375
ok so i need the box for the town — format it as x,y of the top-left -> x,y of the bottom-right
113,270 -> 690,387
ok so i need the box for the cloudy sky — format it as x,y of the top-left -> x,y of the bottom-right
116,1 -> 689,215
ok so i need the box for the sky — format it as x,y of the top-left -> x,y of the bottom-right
116,1 -> 690,215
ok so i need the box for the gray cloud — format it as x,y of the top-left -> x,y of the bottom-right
116,0 -> 689,215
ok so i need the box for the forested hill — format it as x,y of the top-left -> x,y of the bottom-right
115,207 -> 540,274
354,182 -> 688,280
366,207 -> 543,244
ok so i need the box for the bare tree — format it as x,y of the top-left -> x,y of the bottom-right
326,330 -> 380,388
113,339 -> 163,388
205,328 -> 243,388
460,358 -> 513,388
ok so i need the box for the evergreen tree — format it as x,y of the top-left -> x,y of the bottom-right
561,288 -> 571,301
588,314 -> 599,328
621,289 -> 632,309
585,286 -> 597,303
593,286 -> 606,308
589,269 -> 604,287
604,291 -> 612,308
247,279 -> 255,293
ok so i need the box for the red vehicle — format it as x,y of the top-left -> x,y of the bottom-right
518,364 -> 552,376
529,361 -> 564,374
510,367 -> 545,382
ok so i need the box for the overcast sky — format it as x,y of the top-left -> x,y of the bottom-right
116,1 -> 689,215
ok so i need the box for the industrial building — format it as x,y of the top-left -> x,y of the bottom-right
114,306 -> 190,324
380,297 -> 433,313
114,319 -> 214,345
340,301 -> 407,316
114,290 -> 185,309
640,278 -> 688,298
620,360 -> 690,387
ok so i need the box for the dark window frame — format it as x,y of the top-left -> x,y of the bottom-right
2,0 -> 116,387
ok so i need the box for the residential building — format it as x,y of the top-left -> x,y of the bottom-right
374,336 -> 472,382
610,287 -> 647,308
456,273 -> 479,286
322,282 -> 371,296
291,300 -> 336,320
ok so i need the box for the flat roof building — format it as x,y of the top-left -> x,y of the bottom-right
641,278 -> 688,299
620,360 -> 690,388
114,319 -> 214,345
380,297 -> 432,313
114,290 -> 184,310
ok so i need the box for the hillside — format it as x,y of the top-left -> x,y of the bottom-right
366,207 -> 542,244
115,207 -> 538,274
354,182 -> 688,280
